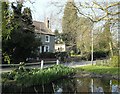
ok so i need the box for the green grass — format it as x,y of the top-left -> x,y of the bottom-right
76,65 -> 119,75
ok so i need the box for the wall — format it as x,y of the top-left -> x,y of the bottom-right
39,34 -> 55,53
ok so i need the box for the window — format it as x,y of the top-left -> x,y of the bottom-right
44,45 -> 49,52
39,46 -> 42,53
46,46 -> 49,52
45,35 -> 50,42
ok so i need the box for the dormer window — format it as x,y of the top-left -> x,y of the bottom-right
45,35 -> 50,42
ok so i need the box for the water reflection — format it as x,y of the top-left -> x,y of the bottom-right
2,78 -> 120,93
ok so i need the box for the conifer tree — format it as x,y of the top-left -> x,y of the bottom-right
62,0 -> 78,50
2,1 -> 41,64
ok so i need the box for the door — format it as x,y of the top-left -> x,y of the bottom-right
42,46 -> 44,53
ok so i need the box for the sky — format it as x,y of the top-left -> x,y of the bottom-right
22,0 -> 67,31
22,0 -> 119,21
8,0 -> 66,31
8,0 -> 119,31
22,0 -> 67,21
23,0 -> 53,21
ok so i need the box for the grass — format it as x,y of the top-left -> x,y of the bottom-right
76,65 -> 119,75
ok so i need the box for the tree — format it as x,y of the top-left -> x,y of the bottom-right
62,0 -> 78,49
62,0 -> 94,54
97,21 -> 113,56
2,1 -> 13,64
54,29 -> 63,44
76,17 -> 93,55
74,1 -> 119,60
50,1 -> 119,63
2,1 -> 41,64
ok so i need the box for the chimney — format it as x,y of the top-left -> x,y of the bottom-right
45,17 -> 50,29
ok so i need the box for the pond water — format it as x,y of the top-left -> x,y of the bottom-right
2,77 -> 120,93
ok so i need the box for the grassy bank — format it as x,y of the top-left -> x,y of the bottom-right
1,65 -> 75,86
76,65 -> 119,75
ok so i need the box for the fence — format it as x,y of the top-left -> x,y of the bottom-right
95,59 -> 110,66
0,59 -> 60,69
40,59 -> 60,69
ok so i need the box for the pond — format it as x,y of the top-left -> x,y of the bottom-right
2,77 -> 120,93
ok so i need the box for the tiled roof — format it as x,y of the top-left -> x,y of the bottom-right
33,21 -> 55,36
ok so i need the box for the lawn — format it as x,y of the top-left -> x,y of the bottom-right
76,65 -> 119,75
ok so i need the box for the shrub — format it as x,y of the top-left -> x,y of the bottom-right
55,52 -> 69,63
80,50 -> 109,61
39,52 -> 56,58
1,71 -> 16,81
93,50 -> 109,59
80,52 -> 91,61
1,65 -> 75,86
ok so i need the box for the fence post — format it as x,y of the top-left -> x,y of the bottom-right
41,60 -> 44,69
56,59 -> 59,65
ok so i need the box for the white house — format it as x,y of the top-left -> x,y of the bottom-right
55,43 -> 66,52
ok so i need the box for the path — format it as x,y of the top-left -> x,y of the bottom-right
64,61 -> 96,68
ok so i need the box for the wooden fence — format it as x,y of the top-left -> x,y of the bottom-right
0,59 -> 60,69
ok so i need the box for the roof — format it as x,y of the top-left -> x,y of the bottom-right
33,21 -> 55,36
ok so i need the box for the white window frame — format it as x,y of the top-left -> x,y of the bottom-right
45,35 -> 50,42
44,45 -> 50,52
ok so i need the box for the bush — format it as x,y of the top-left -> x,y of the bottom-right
55,52 -> 69,63
93,50 -> 109,59
80,51 -> 109,61
1,72 -> 16,80
39,52 -> 56,58
80,52 -> 91,61
1,65 -> 75,86
110,56 -> 120,67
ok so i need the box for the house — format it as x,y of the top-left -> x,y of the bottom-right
33,20 -> 55,54
55,43 -> 66,52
